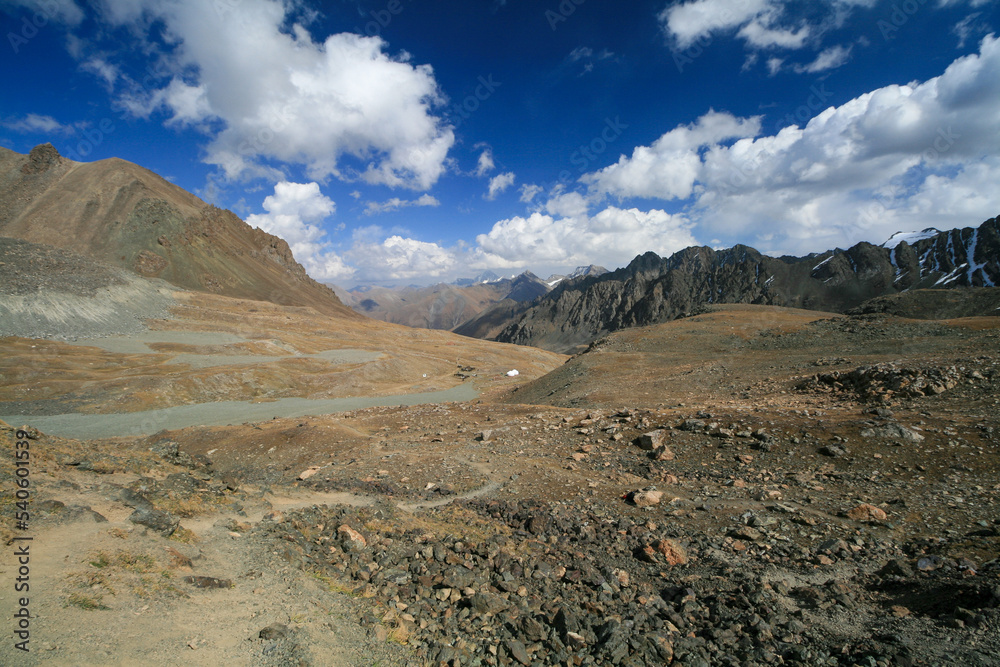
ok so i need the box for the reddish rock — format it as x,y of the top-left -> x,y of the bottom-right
847,503 -> 888,522
338,525 -> 367,548
638,539 -> 687,566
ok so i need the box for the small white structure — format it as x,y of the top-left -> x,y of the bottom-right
506,369 -> 520,377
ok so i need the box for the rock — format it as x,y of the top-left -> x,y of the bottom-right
636,430 -> 667,450
338,525 -> 367,549
119,488 -> 154,511
846,503 -> 888,521
860,423 -> 925,443
184,576 -> 233,589
879,559 -> 914,578
729,527 -> 763,543
129,508 -> 179,537
816,538 -> 849,555
477,429 -> 494,442
258,623 -> 290,639
470,592 -> 509,615
650,635 -> 674,662
298,466 -> 322,480
36,499 -> 66,514
506,639 -> 531,666
637,539 -> 687,566
680,419 -> 706,432
819,444 -> 848,458
917,555 -> 944,571
650,444 -> 675,461
553,608 -> 580,637
630,489 -> 664,507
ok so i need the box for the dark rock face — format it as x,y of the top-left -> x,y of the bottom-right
486,218 -> 1000,352
20,143 -> 62,174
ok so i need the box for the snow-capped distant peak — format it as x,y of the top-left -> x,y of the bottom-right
882,228 -> 940,249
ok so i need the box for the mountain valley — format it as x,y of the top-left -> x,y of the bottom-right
0,145 -> 998,666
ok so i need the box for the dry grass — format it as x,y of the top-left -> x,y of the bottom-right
65,548 -> 186,610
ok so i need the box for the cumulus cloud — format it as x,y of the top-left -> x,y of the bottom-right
486,172 -> 516,200
246,182 -> 354,281
582,111 -> 761,200
473,207 -> 698,271
94,0 -> 454,189
581,35 -> 1000,254
347,235 -> 456,282
364,194 -> 440,216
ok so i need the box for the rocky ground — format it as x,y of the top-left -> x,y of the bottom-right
2,303 -> 999,666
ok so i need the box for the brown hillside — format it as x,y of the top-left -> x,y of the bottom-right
0,144 -> 355,318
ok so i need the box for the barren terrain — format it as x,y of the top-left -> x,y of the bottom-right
3,297 -> 999,666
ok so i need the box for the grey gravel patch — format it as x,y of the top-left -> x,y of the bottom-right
1,383 -> 479,439
0,236 -> 177,340
70,332 -> 383,368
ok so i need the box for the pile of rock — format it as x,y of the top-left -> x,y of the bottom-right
256,498 -> 1000,666
797,362 -> 964,402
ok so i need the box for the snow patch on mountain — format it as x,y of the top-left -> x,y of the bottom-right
882,228 -> 941,249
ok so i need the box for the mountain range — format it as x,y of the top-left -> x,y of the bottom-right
333,265 -> 608,330
465,218 -> 999,353
3,143 -> 996,357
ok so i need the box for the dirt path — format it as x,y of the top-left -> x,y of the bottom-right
0,458 -> 521,667
0,489 -> 420,666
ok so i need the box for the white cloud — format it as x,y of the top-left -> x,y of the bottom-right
475,149 -> 495,177
473,207 -> 698,271
94,0 -> 454,190
246,182 -> 354,281
737,20 -> 809,49
661,0 -> 772,49
582,111 -> 761,200
348,235 -> 456,282
544,191 -> 589,219
581,34 -> 1000,254
1,113 -> 75,135
519,184 -> 543,203
1,0 -> 84,25
486,171 -> 516,200
364,194 -> 441,215
660,0 -> 875,64
80,57 -> 120,88
792,44 -> 853,73
953,12 -> 989,48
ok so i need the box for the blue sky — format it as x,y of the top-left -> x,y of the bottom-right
1,0 -> 998,286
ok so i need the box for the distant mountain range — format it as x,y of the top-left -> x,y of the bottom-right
333,265 -> 608,330
462,218 -> 999,353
